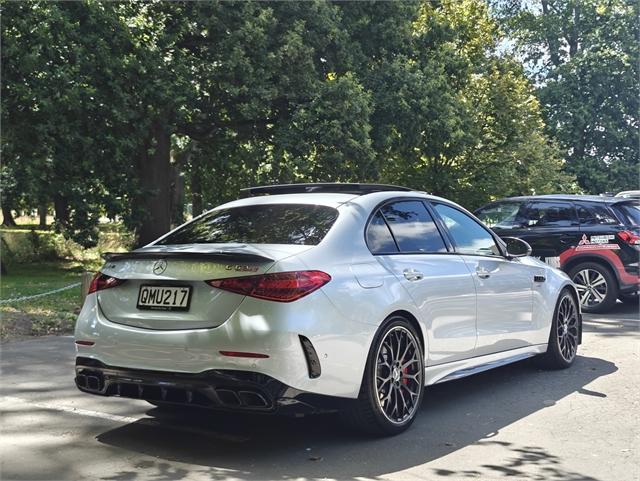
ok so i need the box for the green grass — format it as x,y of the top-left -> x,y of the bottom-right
0,262 -> 94,341
0,219 -> 132,341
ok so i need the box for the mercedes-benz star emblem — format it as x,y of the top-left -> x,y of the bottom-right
152,259 -> 168,275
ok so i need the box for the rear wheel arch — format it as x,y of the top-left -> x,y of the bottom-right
386,309 -> 426,357
562,254 -> 620,285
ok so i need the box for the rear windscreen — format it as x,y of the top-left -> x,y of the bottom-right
157,204 -> 339,246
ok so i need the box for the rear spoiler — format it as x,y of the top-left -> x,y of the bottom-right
102,251 -> 274,263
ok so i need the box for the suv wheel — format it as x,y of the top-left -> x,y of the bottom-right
341,316 -> 424,436
568,262 -> 618,313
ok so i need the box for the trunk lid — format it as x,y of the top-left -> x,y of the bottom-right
97,243 -> 309,330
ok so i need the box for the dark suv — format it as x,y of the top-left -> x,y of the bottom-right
475,195 -> 640,313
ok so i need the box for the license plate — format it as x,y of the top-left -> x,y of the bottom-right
137,285 -> 192,311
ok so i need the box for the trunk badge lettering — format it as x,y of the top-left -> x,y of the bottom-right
225,264 -> 259,272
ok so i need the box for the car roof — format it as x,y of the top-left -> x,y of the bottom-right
211,189 -> 458,212
493,194 -> 636,205
217,192 -> 361,209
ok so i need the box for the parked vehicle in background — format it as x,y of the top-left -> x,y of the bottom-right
476,195 -> 640,313
615,190 -> 640,200
75,183 -> 581,436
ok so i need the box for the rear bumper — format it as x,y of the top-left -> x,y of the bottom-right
75,357 -> 346,415
74,292 -> 374,399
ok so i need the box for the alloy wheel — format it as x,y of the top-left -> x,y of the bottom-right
556,294 -> 579,362
375,326 -> 423,424
572,269 -> 608,308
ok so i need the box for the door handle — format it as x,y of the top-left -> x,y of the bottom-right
403,268 -> 424,281
476,267 -> 491,279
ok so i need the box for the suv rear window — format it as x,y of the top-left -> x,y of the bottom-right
158,204 -> 339,246
577,203 -> 619,226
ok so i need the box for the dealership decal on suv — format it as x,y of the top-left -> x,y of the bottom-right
576,234 -> 620,251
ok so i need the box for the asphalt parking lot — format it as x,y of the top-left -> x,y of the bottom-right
1,303 -> 638,481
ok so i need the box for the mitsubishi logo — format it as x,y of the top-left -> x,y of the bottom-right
152,259 -> 168,275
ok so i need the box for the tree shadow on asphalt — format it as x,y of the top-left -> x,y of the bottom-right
96,354 -> 616,481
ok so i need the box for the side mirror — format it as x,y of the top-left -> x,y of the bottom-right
502,236 -> 532,258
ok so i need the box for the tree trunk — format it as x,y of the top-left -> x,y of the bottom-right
190,155 -> 203,217
38,203 -> 48,229
53,195 -> 70,226
136,121 -> 172,246
170,163 -> 185,227
1,205 -> 17,227
541,0 -> 562,67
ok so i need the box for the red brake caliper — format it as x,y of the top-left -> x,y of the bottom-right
402,367 -> 409,385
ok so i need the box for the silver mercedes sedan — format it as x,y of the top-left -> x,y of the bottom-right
74,183 -> 581,436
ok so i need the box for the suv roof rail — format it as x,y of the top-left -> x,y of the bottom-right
241,183 -> 414,196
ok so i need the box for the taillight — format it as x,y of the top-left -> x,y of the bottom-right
618,230 -> 640,245
206,270 -> 331,302
88,272 -> 125,294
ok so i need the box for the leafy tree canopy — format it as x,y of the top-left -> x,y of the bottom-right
2,0 -> 575,246
494,0 -> 639,193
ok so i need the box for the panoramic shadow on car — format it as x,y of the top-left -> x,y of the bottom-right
96,355 -> 616,481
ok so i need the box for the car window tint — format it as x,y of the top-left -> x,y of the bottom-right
577,203 -> 619,226
522,202 -> 577,228
157,204 -> 338,246
380,201 -> 447,253
475,201 -> 526,229
614,202 -> 640,227
433,203 -> 500,256
366,211 -> 399,253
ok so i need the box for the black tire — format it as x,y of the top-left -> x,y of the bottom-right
147,400 -> 182,410
340,316 -> 425,436
568,262 -> 618,313
620,293 -> 640,305
538,288 -> 580,369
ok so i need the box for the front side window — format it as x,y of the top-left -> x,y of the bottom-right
521,202 -> 577,228
475,201 -> 527,229
433,203 -> 500,257
378,201 -> 447,253
157,204 -> 339,246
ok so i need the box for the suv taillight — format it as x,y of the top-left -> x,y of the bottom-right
618,230 -> 640,246
88,273 -> 126,294
206,271 -> 331,302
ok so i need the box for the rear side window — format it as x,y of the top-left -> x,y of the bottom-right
577,203 -> 620,226
521,201 -> 578,228
158,204 -> 339,246
379,201 -> 447,253
366,211 -> 399,254
475,201 -> 526,229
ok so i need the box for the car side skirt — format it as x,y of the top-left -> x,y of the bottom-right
425,344 -> 548,385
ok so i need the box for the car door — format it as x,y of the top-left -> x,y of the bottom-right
431,202 -> 539,356
367,200 -> 477,365
516,201 -> 582,267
